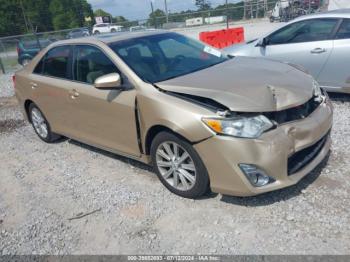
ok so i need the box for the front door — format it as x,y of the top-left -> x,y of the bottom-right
260,18 -> 339,78
65,44 -> 140,157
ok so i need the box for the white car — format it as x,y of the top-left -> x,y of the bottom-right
92,23 -> 123,34
129,25 -> 147,32
224,9 -> 350,94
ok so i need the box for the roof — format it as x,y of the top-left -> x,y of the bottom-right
49,30 -> 168,47
294,8 -> 350,21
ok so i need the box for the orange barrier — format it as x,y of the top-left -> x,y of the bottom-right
199,27 -> 245,49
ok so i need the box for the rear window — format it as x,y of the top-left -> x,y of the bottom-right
335,19 -> 350,40
34,46 -> 71,79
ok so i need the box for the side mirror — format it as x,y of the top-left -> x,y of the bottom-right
94,73 -> 123,90
256,37 -> 267,47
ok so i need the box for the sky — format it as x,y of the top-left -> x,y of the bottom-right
87,0 -> 239,21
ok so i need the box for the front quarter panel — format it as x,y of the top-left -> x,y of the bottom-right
137,85 -> 215,148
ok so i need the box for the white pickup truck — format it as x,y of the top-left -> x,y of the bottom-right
92,23 -> 123,34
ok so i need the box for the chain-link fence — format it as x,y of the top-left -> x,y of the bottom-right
0,28 -> 81,74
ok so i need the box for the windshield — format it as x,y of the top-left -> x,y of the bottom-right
109,32 -> 229,83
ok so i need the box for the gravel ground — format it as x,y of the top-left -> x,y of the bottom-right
0,90 -> 349,255
0,73 -> 15,98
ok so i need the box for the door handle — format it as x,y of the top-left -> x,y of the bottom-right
69,89 -> 79,99
30,82 -> 38,89
311,48 -> 326,54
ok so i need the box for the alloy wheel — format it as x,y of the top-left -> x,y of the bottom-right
31,107 -> 48,139
155,141 -> 196,191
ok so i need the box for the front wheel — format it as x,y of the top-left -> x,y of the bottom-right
151,131 -> 209,198
29,103 -> 61,143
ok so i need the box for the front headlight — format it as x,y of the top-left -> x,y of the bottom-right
202,115 -> 274,138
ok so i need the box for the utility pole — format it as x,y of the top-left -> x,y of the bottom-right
19,0 -> 29,33
150,1 -> 156,28
225,0 -> 229,29
309,0 -> 311,13
164,0 -> 169,23
0,58 -> 5,74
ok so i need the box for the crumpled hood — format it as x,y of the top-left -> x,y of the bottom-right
156,56 -> 314,112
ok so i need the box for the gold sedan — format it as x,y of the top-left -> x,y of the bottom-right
14,31 -> 333,198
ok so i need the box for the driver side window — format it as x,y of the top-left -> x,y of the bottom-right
267,19 -> 338,45
73,45 -> 120,84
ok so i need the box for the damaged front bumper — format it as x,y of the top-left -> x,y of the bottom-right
194,97 -> 333,197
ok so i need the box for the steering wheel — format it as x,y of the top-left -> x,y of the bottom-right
169,55 -> 186,69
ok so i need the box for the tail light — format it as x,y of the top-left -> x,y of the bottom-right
12,75 -> 16,88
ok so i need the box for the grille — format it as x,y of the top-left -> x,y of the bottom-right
288,131 -> 330,176
264,96 -> 322,125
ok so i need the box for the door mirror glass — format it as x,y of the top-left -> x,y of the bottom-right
256,38 -> 267,47
94,73 -> 122,90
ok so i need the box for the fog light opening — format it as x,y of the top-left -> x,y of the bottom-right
239,164 -> 275,187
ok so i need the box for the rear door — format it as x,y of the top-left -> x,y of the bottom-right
262,18 -> 339,78
29,45 -> 73,134
317,18 -> 350,90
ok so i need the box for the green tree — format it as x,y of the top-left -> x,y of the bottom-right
113,16 -> 137,28
0,0 -> 93,36
73,0 -> 94,27
148,9 -> 166,27
114,16 -> 127,23
0,0 -> 26,36
22,0 -> 53,32
49,0 -> 74,29
94,8 -> 112,18
49,0 -> 93,30
211,2 -> 245,21
195,0 -> 211,11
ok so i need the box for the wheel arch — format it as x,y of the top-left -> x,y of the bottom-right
24,99 -> 34,122
144,125 -> 192,155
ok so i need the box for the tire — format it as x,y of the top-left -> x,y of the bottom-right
111,29 -> 117,33
269,16 -> 274,23
28,103 -> 61,143
151,131 -> 209,199
94,30 -> 100,35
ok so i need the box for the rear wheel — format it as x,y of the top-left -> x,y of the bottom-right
111,28 -> 117,33
29,103 -> 60,143
151,131 -> 209,198
94,30 -> 100,35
